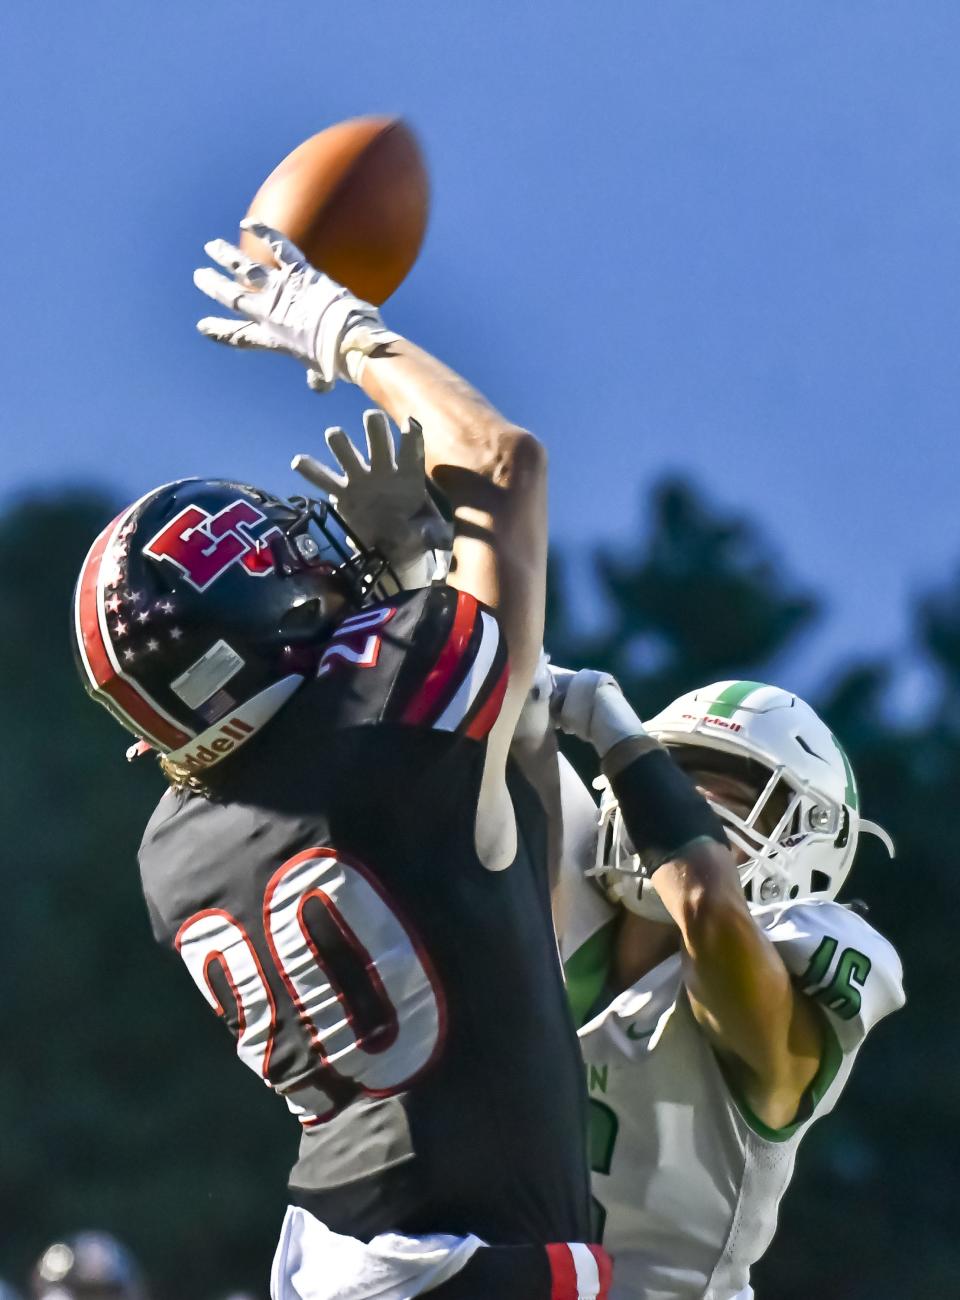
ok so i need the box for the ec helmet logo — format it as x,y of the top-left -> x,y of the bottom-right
144,500 -> 282,591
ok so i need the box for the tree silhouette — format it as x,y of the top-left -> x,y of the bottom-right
0,493 -> 292,1297
549,477 -> 817,715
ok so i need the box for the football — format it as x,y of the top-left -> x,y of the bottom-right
241,116 -> 429,304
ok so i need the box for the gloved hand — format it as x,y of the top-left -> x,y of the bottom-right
293,410 -> 453,588
194,221 -> 398,391
549,665 -> 647,758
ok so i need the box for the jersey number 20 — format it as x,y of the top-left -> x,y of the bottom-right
175,847 -> 445,1125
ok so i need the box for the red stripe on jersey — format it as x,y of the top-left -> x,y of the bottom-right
401,590 -> 478,726
77,511 -> 191,750
590,1245 -> 613,1298
545,1243 -> 579,1300
464,660 -> 509,740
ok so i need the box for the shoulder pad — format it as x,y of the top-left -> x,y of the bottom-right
316,584 -> 508,739
757,900 -> 905,1050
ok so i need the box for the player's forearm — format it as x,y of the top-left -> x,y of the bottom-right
602,739 -> 728,875
604,758 -> 784,1027
359,335 -> 548,691
193,225 -> 548,719
604,730 -> 786,1036
357,338 -> 542,492
598,721 -> 801,1070
654,843 -> 764,981
655,844 -> 816,1082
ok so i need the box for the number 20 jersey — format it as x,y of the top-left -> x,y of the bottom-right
139,584 -> 592,1246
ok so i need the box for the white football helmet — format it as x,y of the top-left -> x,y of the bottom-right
596,680 -> 894,917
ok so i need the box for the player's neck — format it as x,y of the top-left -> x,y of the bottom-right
613,911 -> 681,991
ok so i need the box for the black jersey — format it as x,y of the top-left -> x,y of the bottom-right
139,585 -> 591,1245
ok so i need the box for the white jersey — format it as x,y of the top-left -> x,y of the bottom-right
556,786 -> 905,1300
270,1207 -> 482,1300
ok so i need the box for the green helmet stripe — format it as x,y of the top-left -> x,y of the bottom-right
831,733 -> 859,809
705,680 -> 767,719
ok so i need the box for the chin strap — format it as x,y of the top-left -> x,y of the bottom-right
860,818 -> 896,858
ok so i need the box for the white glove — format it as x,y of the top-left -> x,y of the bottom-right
194,221 -> 398,391
605,857 -> 676,926
293,410 -> 453,588
549,666 -> 647,758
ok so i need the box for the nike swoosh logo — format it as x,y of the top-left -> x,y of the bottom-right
626,1023 -> 653,1042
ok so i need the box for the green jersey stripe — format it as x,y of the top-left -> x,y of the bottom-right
564,918 -> 618,1029
705,680 -> 766,719
723,1018 -> 844,1143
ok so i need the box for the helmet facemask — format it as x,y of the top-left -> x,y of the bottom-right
669,748 -> 845,905
591,680 -> 894,918
252,490 -> 398,614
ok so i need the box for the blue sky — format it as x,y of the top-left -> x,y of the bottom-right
4,2 -> 958,699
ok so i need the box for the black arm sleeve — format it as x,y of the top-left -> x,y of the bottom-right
605,745 -> 728,875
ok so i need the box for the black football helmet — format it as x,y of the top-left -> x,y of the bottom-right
72,478 -> 391,774
31,1232 -> 145,1299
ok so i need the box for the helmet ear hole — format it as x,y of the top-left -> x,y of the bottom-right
811,869 -> 831,895
787,798 -> 803,836
834,806 -> 851,849
278,595 -> 332,642
789,884 -> 799,898
601,817 -> 616,864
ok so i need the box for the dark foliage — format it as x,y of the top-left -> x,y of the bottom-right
0,493 -> 293,1297
2,483 -> 956,1297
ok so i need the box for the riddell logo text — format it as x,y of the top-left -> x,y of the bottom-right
181,717 -> 255,771
682,712 -> 743,733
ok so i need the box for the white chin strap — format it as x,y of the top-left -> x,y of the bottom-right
625,875 -> 675,924
589,798 -> 675,923
859,818 -> 896,857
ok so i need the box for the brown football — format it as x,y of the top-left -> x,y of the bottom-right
241,116 -> 429,304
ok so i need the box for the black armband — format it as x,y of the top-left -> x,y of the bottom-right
605,745 -> 729,876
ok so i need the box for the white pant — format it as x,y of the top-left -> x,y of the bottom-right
270,1206 -> 484,1300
